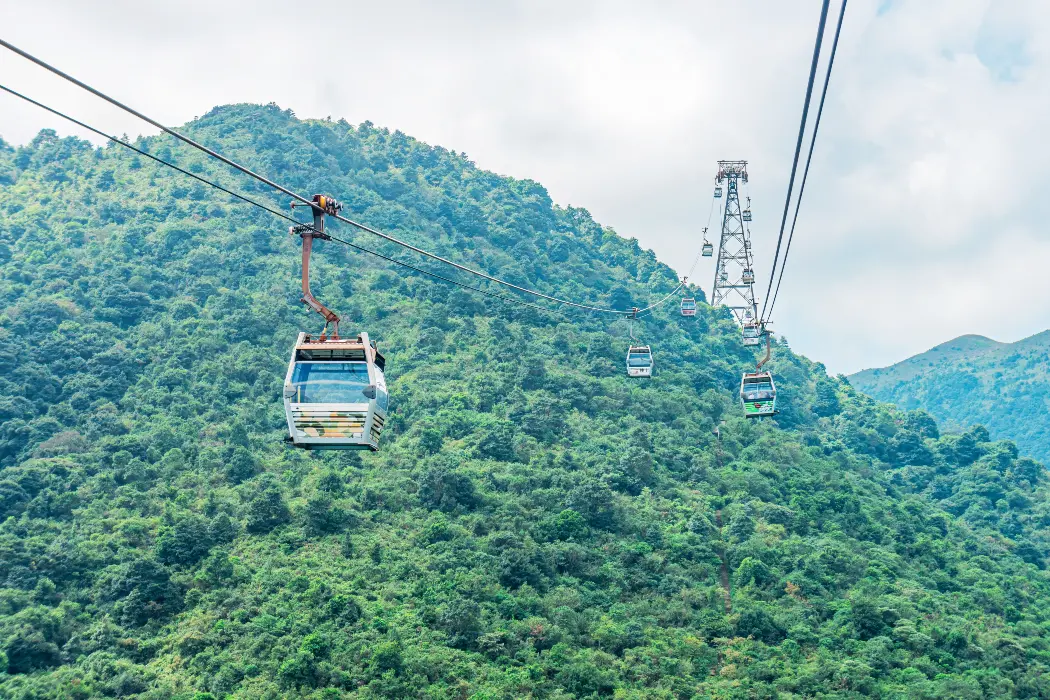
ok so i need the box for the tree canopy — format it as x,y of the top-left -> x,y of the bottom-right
1,106 -> 1049,698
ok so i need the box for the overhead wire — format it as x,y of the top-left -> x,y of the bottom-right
635,182 -> 726,319
0,84 -> 294,225
686,191 -> 717,304
759,0 -> 832,324
0,83 -> 590,318
1,81 -> 690,323
765,0 -> 847,320
325,235 -> 565,316
636,280 -> 687,319
0,39 -> 315,208
1,38 -> 686,318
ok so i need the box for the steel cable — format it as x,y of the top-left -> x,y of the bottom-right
0,38 -> 675,317
759,0 -> 831,323
765,0 -> 847,321
0,83 -> 680,321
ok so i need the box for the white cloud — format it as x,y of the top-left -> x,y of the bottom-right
0,0 -> 1047,374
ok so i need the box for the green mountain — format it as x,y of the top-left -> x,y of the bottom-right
3,105 -> 1050,698
850,332 -> 1050,463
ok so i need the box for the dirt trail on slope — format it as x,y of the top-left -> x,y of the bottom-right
715,509 -> 732,613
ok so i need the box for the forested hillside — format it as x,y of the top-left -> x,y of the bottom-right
3,105 -> 1050,698
851,332 -> 1050,464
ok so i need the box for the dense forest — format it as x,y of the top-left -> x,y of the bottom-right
2,104 -> 1050,698
851,332 -> 1050,464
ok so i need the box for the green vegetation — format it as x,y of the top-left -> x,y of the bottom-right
851,332 -> 1050,463
2,105 -> 1050,697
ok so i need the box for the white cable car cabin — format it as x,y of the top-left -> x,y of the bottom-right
742,269 -> 755,284
680,297 -> 697,316
714,186 -> 723,198
740,372 -> 776,418
742,209 -> 752,222
742,322 -> 762,346
283,194 -> 389,451
626,345 -> 654,377
284,332 -> 388,450
702,242 -> 714,257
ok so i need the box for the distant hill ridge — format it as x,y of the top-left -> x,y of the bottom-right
851,330 -> 1050,462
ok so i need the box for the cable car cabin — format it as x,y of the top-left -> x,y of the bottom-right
626,345 -> 654,378
742,269 -> 755,284
740,372 -> 776,418
742,209 -> 752,222
720,269 -> 729,283
714,186 -> 723,198
742,323 -> 761,346
702,242 -> 714,257
283,332 -> 388,450
680,297 -> 697,316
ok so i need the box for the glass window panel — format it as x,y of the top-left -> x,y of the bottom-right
290,362 -> 371,404
373,367 -> 389,413
627,353 -> 652,367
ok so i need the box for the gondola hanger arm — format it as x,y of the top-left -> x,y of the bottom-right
756,328 -> 772,370
291,195 -> 342,339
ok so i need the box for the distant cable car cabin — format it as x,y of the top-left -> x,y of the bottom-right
714,186 -> 723,198
740,372 -> 776,418
283,194 -> 389,450
720,268 -> 729,283
681,297 -> 697,316
701,227 -> 714,257
626,345 -> 654,378
742,268 -> 755,284
742,322 -> 761,346
743,208 -> 752,222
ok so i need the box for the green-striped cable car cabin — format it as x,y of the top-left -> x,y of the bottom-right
740,371 -> 776,418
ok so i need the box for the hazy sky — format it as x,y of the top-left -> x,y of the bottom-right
1,0 -> 1046,374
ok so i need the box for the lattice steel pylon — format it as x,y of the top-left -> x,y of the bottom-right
710,160 -> 758,324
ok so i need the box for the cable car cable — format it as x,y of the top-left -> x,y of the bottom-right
327,209 -> 640,315
758,0 -> 831,324
637,285 -> 689,319
0,83 -> 639,320
765,0 -> 847,321
325,235 -> 566,315
0,84 -> 297,225
0,38 -> 663,317
0,39 -> 317,210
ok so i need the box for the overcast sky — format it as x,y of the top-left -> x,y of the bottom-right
1,0 -> 1046,374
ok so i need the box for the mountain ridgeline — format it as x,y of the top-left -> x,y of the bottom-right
2,104 -> 1050,698
851,332 -> 1050,464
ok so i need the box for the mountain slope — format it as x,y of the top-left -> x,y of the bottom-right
2,105 -> 1050,698
851,331 -> 1050,463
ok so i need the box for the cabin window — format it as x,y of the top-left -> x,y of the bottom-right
290,362 -> 371,403
743,380 -> 773,393
374,367 -> 389,412
627,353 -> 652,367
